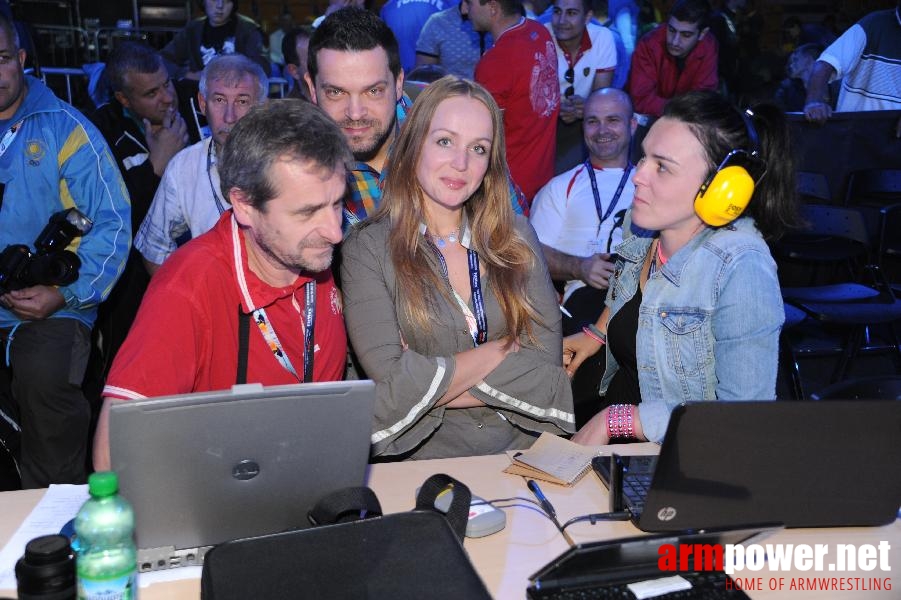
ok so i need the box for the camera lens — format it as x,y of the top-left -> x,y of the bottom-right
23,252 -> 82,288
15,534 -> 76,600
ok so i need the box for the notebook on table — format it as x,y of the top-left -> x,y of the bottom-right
504,432 -> 602,486
592,400 -> 901,532
109,380 -> 375,571
527,525 -> 779,600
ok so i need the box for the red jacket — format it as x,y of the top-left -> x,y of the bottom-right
627,24 -> 719,117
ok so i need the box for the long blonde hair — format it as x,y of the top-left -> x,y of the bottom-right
370,76 -> 541,342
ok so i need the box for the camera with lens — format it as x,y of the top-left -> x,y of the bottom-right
0,208 -> 93,295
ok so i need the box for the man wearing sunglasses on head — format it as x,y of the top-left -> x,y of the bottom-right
547,0 -> 616,173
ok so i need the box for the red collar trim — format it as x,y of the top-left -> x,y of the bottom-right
563,29 -> 593,66
230,214 -> 312,313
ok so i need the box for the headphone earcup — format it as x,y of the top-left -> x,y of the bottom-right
694,165 -> 755,227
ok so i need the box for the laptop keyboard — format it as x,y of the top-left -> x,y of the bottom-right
622,473 -> 653,515
530,571 -> 750,600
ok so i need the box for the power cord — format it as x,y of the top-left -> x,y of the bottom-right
560,510 -> 633,532
477,493 -> 633,547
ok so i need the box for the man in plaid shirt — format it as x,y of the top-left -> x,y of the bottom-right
306,7 -> 527,232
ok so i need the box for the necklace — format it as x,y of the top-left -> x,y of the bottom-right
648,239 -> 663,278
429,227 -> 460,249
649,222 -> 707,277
656,240 -> 669,267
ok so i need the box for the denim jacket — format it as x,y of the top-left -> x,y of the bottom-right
600,214 -> 784,442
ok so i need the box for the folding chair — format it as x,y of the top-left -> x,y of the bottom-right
796,170 -> 832,204
779,204 -> 874,297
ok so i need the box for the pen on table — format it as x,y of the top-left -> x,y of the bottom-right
527,479 -> 575,546
527,479 -> 556,518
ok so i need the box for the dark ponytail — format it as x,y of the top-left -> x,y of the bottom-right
663,90 -> 800,241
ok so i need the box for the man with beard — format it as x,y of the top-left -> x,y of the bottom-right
307,7 -> 525,225
627,0 -> 717,119
135,53 -> 268,274
529,88 -> 636,427
93,100 -> 351,470
305,7 -> 409,231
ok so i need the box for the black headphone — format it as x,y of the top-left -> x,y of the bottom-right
694,109 -> 768,227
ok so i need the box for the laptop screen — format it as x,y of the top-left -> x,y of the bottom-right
109,380 -> 375,568
529,526 -> 778,589
593,401 -> 901,532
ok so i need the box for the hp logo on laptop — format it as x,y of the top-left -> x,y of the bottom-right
232,460 -> 261,480
657,507 -> 677,521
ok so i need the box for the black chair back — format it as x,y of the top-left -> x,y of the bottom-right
844,169 -> 901,207
797,171 -> 831,204
811,376 -> 901,400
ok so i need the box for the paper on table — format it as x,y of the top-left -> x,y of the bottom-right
0,484 -> 88,590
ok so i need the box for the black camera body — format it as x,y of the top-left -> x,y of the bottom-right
0,209 -> 93,295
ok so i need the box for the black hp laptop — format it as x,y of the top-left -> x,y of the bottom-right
592,401 -> 901,532
527,526 -> 780,599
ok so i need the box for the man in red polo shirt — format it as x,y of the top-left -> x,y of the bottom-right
93,100 -> 351,469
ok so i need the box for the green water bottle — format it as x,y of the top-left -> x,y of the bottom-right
74,472 -> 137,600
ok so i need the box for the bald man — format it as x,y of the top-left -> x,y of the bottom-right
529,88 -> 637,426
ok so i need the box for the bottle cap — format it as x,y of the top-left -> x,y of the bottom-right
88,471 -> 118,497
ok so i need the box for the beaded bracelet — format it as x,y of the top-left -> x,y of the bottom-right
606,404 -> 635,440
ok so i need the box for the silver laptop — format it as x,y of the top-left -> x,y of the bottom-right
109,380 -> 375,571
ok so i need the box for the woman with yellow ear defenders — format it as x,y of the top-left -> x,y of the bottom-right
564,90 -> 800,446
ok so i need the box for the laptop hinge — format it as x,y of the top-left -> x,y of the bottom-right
609,454 -> 625,513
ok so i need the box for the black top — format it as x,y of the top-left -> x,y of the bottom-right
202,16 -> 238,53
605,284 -> 642,407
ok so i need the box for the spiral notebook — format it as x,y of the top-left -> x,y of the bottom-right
503,433 -> 602,486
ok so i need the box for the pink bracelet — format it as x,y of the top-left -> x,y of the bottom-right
582,326 -> 606,345
606,404 -> 635,440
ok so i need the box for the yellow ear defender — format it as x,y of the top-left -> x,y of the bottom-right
693,109 -> 767,227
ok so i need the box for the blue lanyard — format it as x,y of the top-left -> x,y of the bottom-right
585,160 -> 632,238
252,281 -> 316,382
207,141 -> 228,215
430,242 -> 488,346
